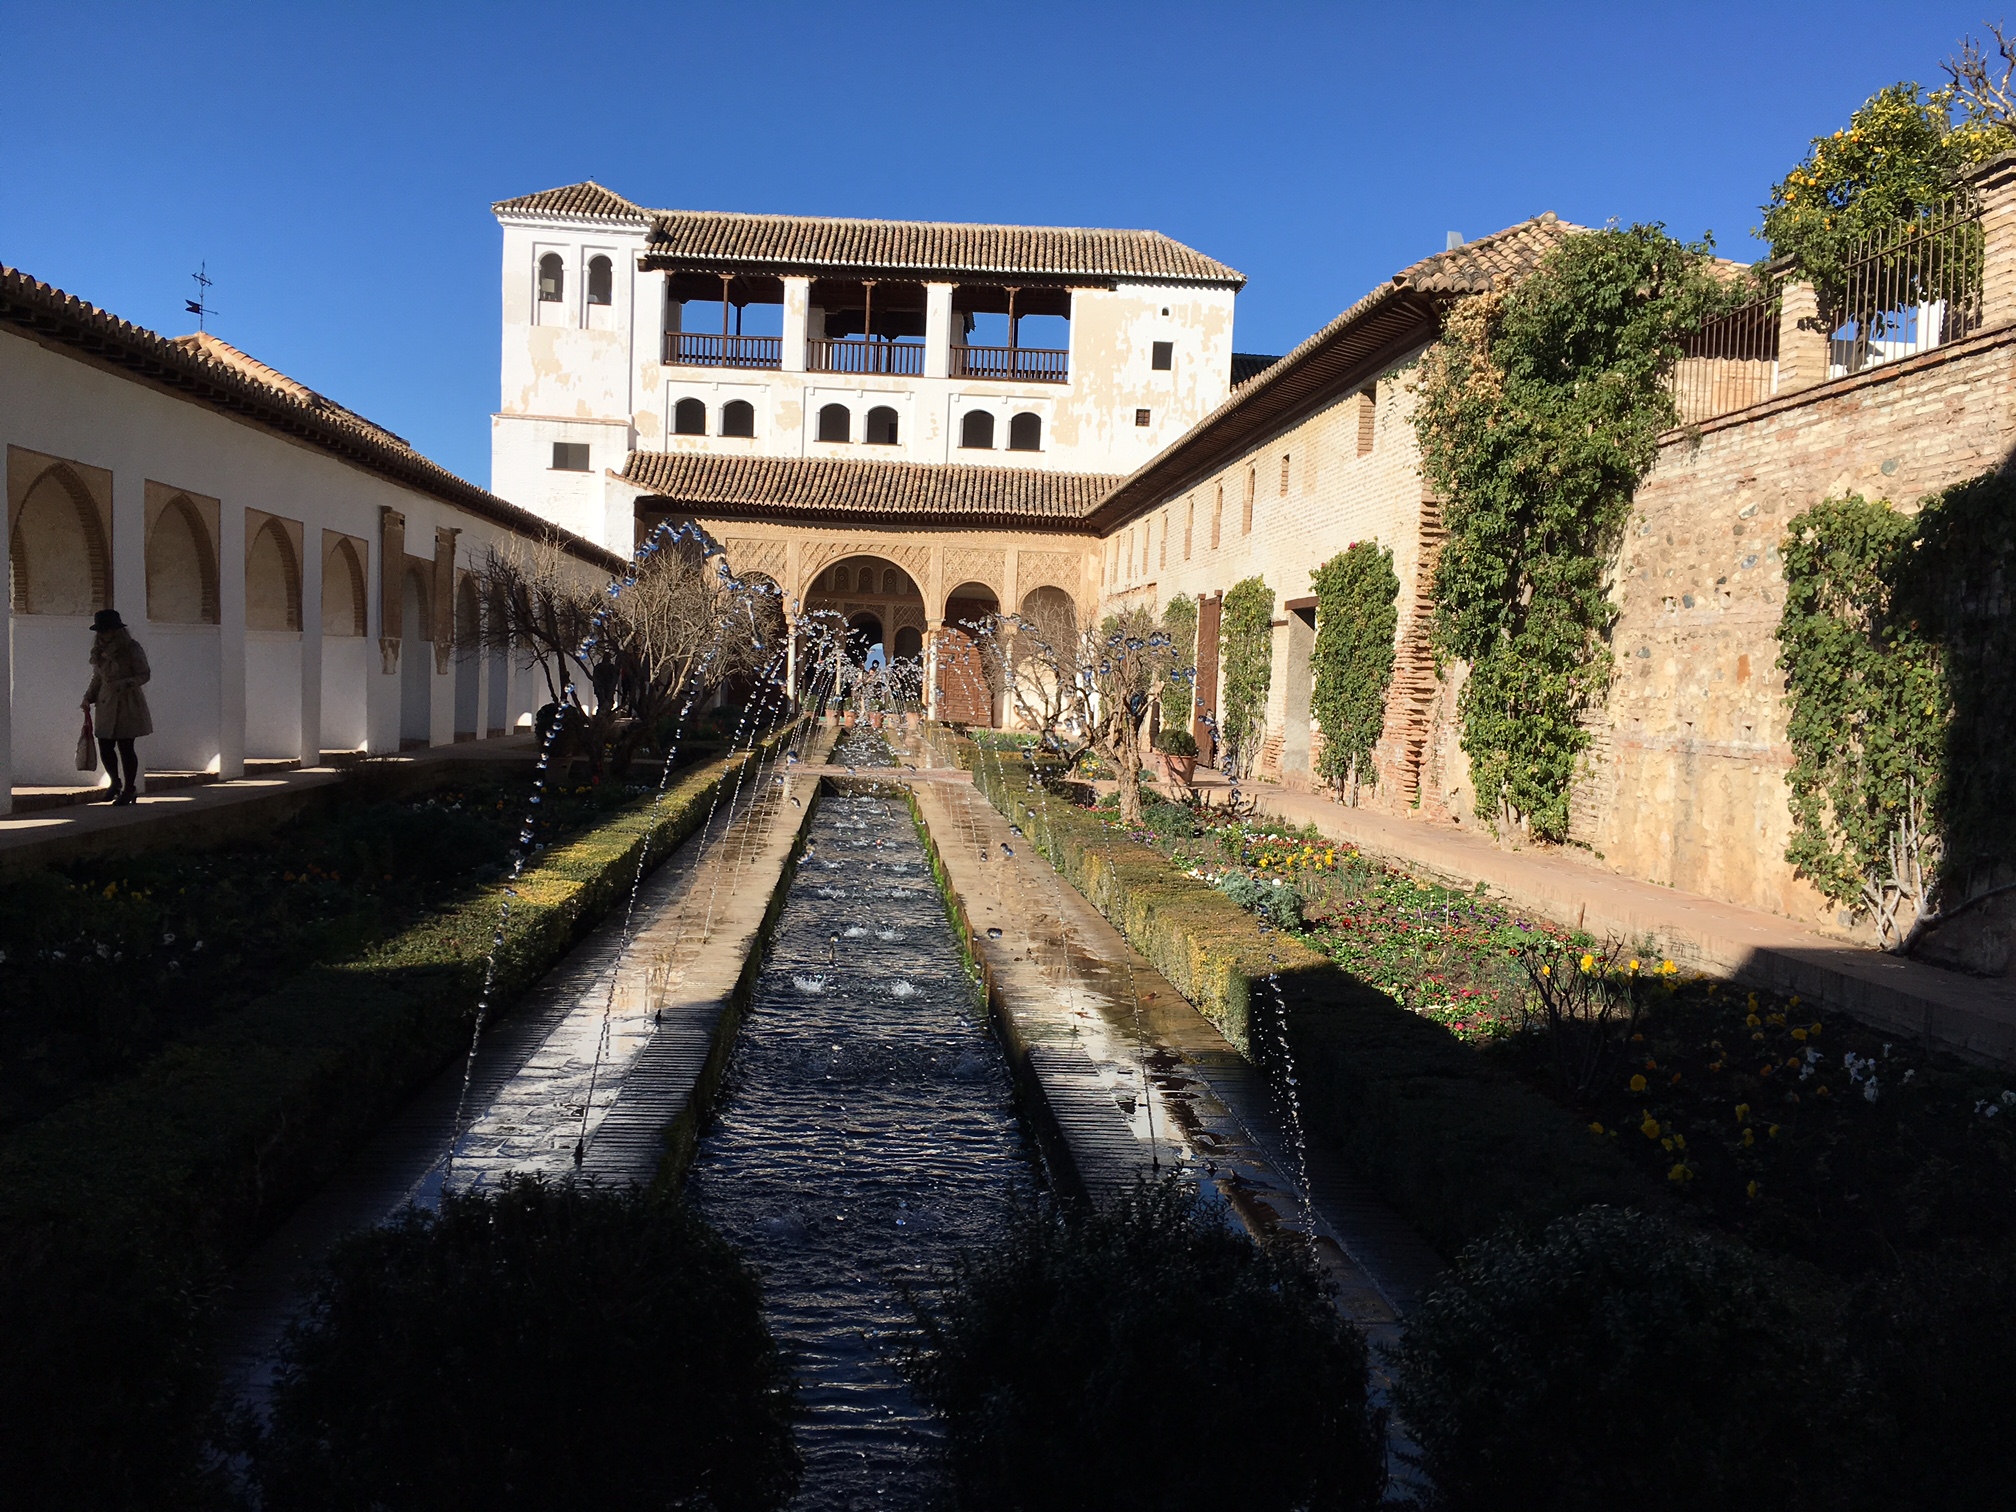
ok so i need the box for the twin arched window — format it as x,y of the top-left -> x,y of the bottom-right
537,253 -> 564,302
586,255 -> 613,306
817,403 -> 851,443
959,410 -> 1042,451
671,398 -> 758,437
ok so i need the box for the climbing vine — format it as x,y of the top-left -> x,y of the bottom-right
1218,576 -> 1274,778
1779,473 -> 2016,948
1309,541 -> 1398,798
1413,225 -> 1725,841
1159,593 -> 1197,740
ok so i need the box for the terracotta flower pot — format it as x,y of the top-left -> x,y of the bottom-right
1166,754 -> 1197,786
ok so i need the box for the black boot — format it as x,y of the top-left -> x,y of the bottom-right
102,782 -> 123,804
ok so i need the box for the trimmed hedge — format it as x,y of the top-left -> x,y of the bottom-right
949,734 -> 1650,1258
0,736 -> 785,1506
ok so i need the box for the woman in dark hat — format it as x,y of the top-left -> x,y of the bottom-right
80,609 -> 152,805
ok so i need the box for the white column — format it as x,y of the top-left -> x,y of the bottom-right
0,489 -> 12,811
924,282 -> 954,379
218,504 -> 246,778
300,527 -> 323,764
781,277 -> 811,374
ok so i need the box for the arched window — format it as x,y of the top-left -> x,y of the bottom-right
960,410 -> 995,449
1008,412 -> 1042,451
537,253 -> 564,302
817,403 -> 851,443
882,568 -> 904,595
245,516 -> 302,631
674,397 -> 707,436
721,399 -> 756,437
322,536 -> 367,637
146,493 -> 217,624
586,255 -> 613,306
831,565 -> 851,592
865,405 -> 900,445
10,464 -> 109,616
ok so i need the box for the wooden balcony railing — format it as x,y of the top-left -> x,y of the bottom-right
807,338 -> 926,376
662,332 -> 783,369
950,345 -> 1069,383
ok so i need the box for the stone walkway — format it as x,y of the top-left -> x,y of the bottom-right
1175,771 -> 2016,1067
218,729 -> 827,1406
0,739 -> 541,874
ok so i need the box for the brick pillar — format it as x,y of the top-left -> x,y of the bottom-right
1776,280 -> 1828,394
1966,151 -> 2016,330
432,526 -> 460,675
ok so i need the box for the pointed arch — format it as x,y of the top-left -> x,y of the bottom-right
10,461 -> 110,616
322,533 -> 368,637
144,491 -> 219,623
246,513 -> 303,631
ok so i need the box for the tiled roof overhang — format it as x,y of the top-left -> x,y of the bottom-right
624,452 -> 1117,533
1085,213 -> 1580,534
0,265 -> 625,574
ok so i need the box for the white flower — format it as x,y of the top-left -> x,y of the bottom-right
1863,1080 -> 1879,1102
2003,1090 -> 2016,1108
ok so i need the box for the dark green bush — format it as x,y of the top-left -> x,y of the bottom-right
909,1179 -> 1385,1511
1154,726 -> 1198,756
1139,797 -> 1199,839
254,1176 -> 799,1511
1392,1205 -> 1855,1512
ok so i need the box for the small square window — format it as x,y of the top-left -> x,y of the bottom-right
1134,408 -> 1151,427
552,442 -> 591,472
1151,341 -> 1173,372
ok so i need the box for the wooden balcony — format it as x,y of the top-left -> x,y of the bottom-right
663,332 -> 783,369
807,338 -> 926,376
950,345 -> 1069,383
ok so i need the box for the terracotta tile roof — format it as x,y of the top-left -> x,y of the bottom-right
1231,351 -> 1283,386
170,331 -> 411,450
1087,213 -> 1584,531
493,180 -> 1242,286
0,265 -> 624,572
491,181 -> 649,222
623,451 -> 1118,530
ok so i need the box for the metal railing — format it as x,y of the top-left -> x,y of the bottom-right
951,344 -> 1069,383
808,338 -> 926,376
1825,192 -> 1983,378
1670,277 -> 1782,426
662,332 -> 782,369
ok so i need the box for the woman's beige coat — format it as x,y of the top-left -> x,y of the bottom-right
84,630 -> 154,740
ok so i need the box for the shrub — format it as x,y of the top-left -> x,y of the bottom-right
253,1176 -> 799,1511
909,1179 -> 1385,1511
1392,1205 -> 1855,1512
1155,725 -> 1198,756
1139,797 -> 1200,840
1217,870 -> 1305,931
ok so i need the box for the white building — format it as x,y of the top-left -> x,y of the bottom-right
2,265 -> 619,805
490,182 -> 1249,553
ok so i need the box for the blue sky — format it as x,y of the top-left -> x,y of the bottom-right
0,1 -> 1990,487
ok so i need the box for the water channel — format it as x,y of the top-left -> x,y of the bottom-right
686,734 -> 1036,1509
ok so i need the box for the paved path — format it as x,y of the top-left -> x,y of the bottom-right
0,739 -> 541,874
1174,771 -> 2016,1067
217,729 -> 827,1406
901,736 -> 1442,1327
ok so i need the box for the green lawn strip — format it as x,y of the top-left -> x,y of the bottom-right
0,740 -> 783,1262
948,735 -> 1650,1257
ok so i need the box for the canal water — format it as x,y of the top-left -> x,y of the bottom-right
685,756 -> 1037,1509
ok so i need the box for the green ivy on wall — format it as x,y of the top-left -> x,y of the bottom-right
1413,226 -> 1724,841
1779,474 -> 2016,947
1310,542 -> 1399,797
1219,576 -> 1275,778
1160,593 -> 1197,738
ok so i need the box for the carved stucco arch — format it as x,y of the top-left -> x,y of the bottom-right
795,538 -> 932,604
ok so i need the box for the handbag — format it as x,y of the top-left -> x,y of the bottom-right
76,711 -> 97,773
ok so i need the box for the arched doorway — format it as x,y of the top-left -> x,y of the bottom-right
798,554 -> 926,710
1010,584 -> 1081,734
937,580 -> 1001,727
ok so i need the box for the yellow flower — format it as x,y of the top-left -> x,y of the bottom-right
1735,1103 -> 1751,1122
1747,1180 -> 1760,1199
1540,964 -> 1551,977
1768,1124 -> 1780,1137
1661,1136 -> 1675,1151
1629,1073 -> 1648,1092
1746,1014 -> 1762,1028
1640,1117 -> 1661,1139
1792,1027 -> 1808,1041
1742,1128 -> 1756,1146
1628,959 -> 1640,973
1674,1133 -> 1686,1150
1580,952 -> 1595,973
1588,1121 -> 1605,1135
1668,1163 -> 1692,1182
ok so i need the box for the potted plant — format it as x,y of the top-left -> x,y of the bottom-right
1156,727 -> 1199,787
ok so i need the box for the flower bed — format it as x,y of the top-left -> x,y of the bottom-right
0,733 -> 787,1506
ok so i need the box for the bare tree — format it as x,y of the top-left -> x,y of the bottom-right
1009,606 -> 1174,828
1947,25 -> 2016,130
1006,588 -> 1083,737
